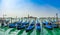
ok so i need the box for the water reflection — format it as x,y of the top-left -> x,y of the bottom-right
17,29 -> 24,35
9,28 -> 16,34
27,29 -> 34,35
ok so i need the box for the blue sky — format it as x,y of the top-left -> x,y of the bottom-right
30,0 -> 60,8
0,0 -> 60,17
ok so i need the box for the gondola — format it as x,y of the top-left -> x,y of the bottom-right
51,20 -> 58,28
9,20 -> 22,28
1,20 -> 10,27
42,20 -> 48,25
9,22 -> 16,28
17,20 -> 30,30
42,20 -> 53,30
36,23 -> 41,31
26,20 -> 35,32
36,20 -> 41,31
45,22 -> 53,30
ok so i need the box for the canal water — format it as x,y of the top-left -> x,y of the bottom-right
0,19 -> 60,35
0,26 -> 60,35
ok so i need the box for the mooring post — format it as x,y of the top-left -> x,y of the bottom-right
56,13 -> 59,28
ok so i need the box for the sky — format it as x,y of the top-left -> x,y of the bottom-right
0,0 -> 60,18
